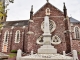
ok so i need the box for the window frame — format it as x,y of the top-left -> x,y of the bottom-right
15,30 -> 20,43
74,26 -> 80,39
4,30 -> 9,43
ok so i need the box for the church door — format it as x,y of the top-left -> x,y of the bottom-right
2,44 -> 7,52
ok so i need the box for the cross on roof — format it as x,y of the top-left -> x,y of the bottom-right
46,0 -> 49,3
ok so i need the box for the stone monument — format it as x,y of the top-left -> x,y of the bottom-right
17,16 -> 73,60
38,16 -> 57,54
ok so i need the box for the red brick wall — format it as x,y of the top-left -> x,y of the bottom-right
11,26 -> 29,52
22,27 -> 28,52
71,23 -> 80,52
71,40 -> 80,52
0,27 -> 11,52
0,30 -> 2,52
0,26 -> 28,52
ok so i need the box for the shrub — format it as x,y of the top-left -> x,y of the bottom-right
11,50 -> 17,53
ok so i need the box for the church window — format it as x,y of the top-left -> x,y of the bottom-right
51,35 -> 61,45
41,20 -> 56,33
74,26 -> 80,39
4,30 -> 9,43
45,8 -> 50,15
2,30 -> 9,52
36,35 -> 44,45
15,30 -> 20,43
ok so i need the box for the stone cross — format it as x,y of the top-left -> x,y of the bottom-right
46,0 -> 49,3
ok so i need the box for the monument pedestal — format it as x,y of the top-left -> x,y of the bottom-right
38,45 -> 57,54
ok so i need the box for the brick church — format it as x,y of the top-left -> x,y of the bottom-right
0,0 -> 80,53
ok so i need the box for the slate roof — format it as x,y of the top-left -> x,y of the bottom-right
69,17 -> 80,23
3,20 -> 29,27
2,17 -> 80,27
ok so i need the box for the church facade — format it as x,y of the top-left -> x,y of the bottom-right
0,1 -> 80,53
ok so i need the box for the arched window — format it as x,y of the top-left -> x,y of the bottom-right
74,26 -> 80,39
15,30 -> 20,43
41,20 -> 56,33
2,30 -> 9,52
4,30 -> 9,43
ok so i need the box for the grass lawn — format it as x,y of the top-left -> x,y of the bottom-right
8,53 -> 17,58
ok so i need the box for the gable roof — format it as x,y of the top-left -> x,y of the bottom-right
69,17 -> 80,23
34,2 -> 64,16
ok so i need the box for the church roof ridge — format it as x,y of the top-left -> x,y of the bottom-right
6,19 -> 29,22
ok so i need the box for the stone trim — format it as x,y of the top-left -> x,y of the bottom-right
27,31 -> 34,34
41,20 -> 56,33
15,30 -> 20,43
2,30 -> 9,52
34,16 -> 64,19
74,26 -> 80,39
36,35 -> 44,45
45,8 -> 50,15
51,35 -> 61,45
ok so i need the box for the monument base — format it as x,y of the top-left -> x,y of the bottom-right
38,45 -> 57,54
20,54 -> 73,60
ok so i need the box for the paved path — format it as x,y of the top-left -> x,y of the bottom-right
7,57 -> 16,60
78,55 -> 80,60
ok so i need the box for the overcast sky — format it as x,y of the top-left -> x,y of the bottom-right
6,0 -> 80,21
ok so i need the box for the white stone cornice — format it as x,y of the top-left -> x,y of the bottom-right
34,16 -> 64,19
29,20 -> 34,23
11,26 -> 14,29
27,31 -> 34,34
